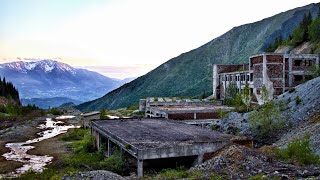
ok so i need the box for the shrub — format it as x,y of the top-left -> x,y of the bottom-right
127,105 -> 138,111
249,101 -> 287,141
249,174 -> 268,180
99,149 -> 127,173
275,135 -> 320,166
217,108 -> 223,118
100,109 -> 109,119
154,97 -> 158,102
210,124 -> 218,131
288,87 -> 295,93
295,95 -> 302,105
158,167 -> 189,179
209,173 -> 224,180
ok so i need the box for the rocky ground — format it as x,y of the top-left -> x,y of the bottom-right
190,144 -> 320,179
211,77 -> 320,152
62,170 -> 125,180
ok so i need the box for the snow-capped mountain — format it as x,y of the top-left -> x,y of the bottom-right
0,59 -> 124,107
0,60 -> 76,74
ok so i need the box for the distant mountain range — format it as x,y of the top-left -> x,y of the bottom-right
77,3 -> 320,111
21,97 -> 82,109
0,59 -> 133,108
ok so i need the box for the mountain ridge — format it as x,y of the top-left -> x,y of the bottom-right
74,3 -> 319,111
0,59 -> 123,106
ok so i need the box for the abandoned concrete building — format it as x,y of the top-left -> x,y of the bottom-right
139,97 -> 233,121
91,118 -> 250,177
213,53 -> 319,104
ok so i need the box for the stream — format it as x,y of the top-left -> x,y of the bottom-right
0,116 -> 78,178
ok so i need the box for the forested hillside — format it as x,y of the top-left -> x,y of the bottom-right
77,3 -> 320,111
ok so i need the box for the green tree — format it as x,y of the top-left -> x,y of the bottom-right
260,85 -> 269,104
249,101 -> 286,141
224,82 -> 238,106
241,83 -> 251,112
308,17 -> 320,43
290,26 -> 304,47
266,35 -> 283,52
100,109 -> 108,119
300,12 -> 313,41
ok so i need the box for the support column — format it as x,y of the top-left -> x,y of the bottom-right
194,113 -> 196,120
107,139 -> 113,157
137,159 -> 143,177
96,132 -> 101,151
288,57 -> 293,87
193,154 -> 204,166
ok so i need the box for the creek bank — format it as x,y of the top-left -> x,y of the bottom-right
0,115 -> 80,177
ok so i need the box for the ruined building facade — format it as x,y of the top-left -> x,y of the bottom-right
213,53 -> 319,104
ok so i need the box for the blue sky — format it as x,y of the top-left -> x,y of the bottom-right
0,0 -> 319,79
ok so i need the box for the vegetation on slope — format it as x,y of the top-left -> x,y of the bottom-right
0,77 -> 20,105
266,7 -> 320,52
77,3 -> 319,111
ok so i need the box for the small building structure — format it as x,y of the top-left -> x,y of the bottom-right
213,53 -> 319,104
147,105 -> 233,120
81,111 -> 100,128
91,118 -> 241,177
139,97 -> 231,121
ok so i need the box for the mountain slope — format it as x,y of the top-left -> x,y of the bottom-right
0,59 -> 121,103
77,3 -> 319,111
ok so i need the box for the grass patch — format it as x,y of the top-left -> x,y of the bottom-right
158,167 -> 189,179
158,168 -> 205,179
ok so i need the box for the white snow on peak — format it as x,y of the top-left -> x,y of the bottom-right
0,59 -> 77,74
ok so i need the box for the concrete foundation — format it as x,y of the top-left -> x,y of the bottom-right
91,118 -> 237,177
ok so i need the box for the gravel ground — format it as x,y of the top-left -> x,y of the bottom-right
190,144 -> 320,179
62,170 -> 125,180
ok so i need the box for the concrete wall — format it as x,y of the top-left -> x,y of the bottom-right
82,114 -> 100,128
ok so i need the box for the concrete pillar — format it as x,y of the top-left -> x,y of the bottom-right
194,113 -> 196,120
96,131 -> 101,151
282,56 -> 286,93
288,56 -> 293,87
107,139 -> 113,157
262,53 -> 267,85
137,159 -> 143,177
212,65 -> 218,98
193,154 -> 204,166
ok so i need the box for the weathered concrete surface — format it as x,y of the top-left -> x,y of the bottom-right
91,118 -> 237,176
92,118 -> 234,150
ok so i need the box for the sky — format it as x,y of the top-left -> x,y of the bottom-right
0,0 -> 318,79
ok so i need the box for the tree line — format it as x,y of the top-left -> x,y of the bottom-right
266,8 -> 320,52
0,77 -> 20,103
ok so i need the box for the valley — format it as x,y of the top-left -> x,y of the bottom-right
0,1 -> 319,179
